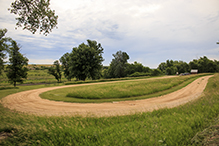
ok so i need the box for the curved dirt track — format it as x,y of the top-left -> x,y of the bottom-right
1,75 -> 213,117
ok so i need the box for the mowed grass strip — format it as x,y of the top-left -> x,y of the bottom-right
40,74 -> 207,103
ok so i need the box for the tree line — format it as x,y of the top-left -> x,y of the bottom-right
158,56 -> 219,75
49,40 -> 219,82
49,41 -> 165,82
1,29 -> 219,85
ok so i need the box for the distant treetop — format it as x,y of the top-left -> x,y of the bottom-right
9,0 -> 58,36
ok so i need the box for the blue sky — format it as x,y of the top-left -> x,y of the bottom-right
0,0 -> 219,68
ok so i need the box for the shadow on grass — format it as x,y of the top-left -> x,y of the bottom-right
0,87 -> 19,90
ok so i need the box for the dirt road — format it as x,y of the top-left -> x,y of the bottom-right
1,75 -> 213,117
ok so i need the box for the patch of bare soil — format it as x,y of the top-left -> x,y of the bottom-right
0,132 -> 12,141
0,76 -> 213,117
191,125 -> 219,145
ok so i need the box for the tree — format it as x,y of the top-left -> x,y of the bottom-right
165,66 -> 177,75
6,40 -> 28,87
68,40 -> 104,81
152,69 -> 162,76
0,29 -> 9,75
189,59 -> 198,70
108,51 -> 130,78
60,53 -> 72,81
126,61 -> 151,76
158,59 -> 190,75
195,56 -> 218,73
86,40 -> 104,79
0,28 -> 13,75
175,61 -> 189,74
9,0 -> 58,35
158,62 -> 166,73
48,60 -> 62,82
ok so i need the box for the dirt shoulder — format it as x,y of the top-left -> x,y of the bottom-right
1,75 -> 213,117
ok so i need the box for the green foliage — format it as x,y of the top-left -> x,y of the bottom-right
128,72 -> 151,77
9,0 -> 58,35
151,69 -> 163,76
68,40 -> 104,81
6,40 -> 28,87
190,56 -> 219,73
158,56 -> 219,75
60,53 -> 72,81
0,28 -> 10,75
106,51 -> 130,78
48,60 -> 62,82
126,61 -> 152,76
103,56 -> 154,78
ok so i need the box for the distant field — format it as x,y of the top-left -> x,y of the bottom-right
0,64 -> 151,87
0,64 -> 67,86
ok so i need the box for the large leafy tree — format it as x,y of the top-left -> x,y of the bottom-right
189,59 -> 199,70
48,60 -> 62,82
69,40 -> 104,81
60,53 -> 72,81
0,28 -> 10,75
108,51 -> 130,78
175,61 -> 189,74
6,40 -> 28,87
9,0 -> 58,35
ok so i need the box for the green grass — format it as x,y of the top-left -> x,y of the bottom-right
191,115 -> 219,145
66,77 -> 186,99
0,65 -> 159,86
0,69 -> 65,86
0,73 -> 219,145
41,74 -> 209,103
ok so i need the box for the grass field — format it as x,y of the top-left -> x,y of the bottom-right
0,64 -> 157,87
41,74 -> 206,103
0,74 -> 219,145
0,67 -> 64,86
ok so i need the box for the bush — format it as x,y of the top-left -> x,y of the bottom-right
128,72 -> 151,77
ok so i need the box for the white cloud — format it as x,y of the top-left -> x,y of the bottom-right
0,0 -> 219,67
29,59 -> 56,64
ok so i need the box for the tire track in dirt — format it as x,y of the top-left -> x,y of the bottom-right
1,75 -> 213,117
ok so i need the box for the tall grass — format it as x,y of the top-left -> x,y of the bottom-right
65,76 -> 193,99
0,74 -> 218,145
41,74 -> 208,103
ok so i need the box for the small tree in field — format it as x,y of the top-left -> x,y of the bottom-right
6,40 -> 28,87
48,60 -> 62,82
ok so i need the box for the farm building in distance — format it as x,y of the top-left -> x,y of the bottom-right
191,69 -> 198,74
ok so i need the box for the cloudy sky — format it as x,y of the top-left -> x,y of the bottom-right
0,0 -> 219,68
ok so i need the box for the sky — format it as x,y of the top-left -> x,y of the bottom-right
0,0 -> 219,68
